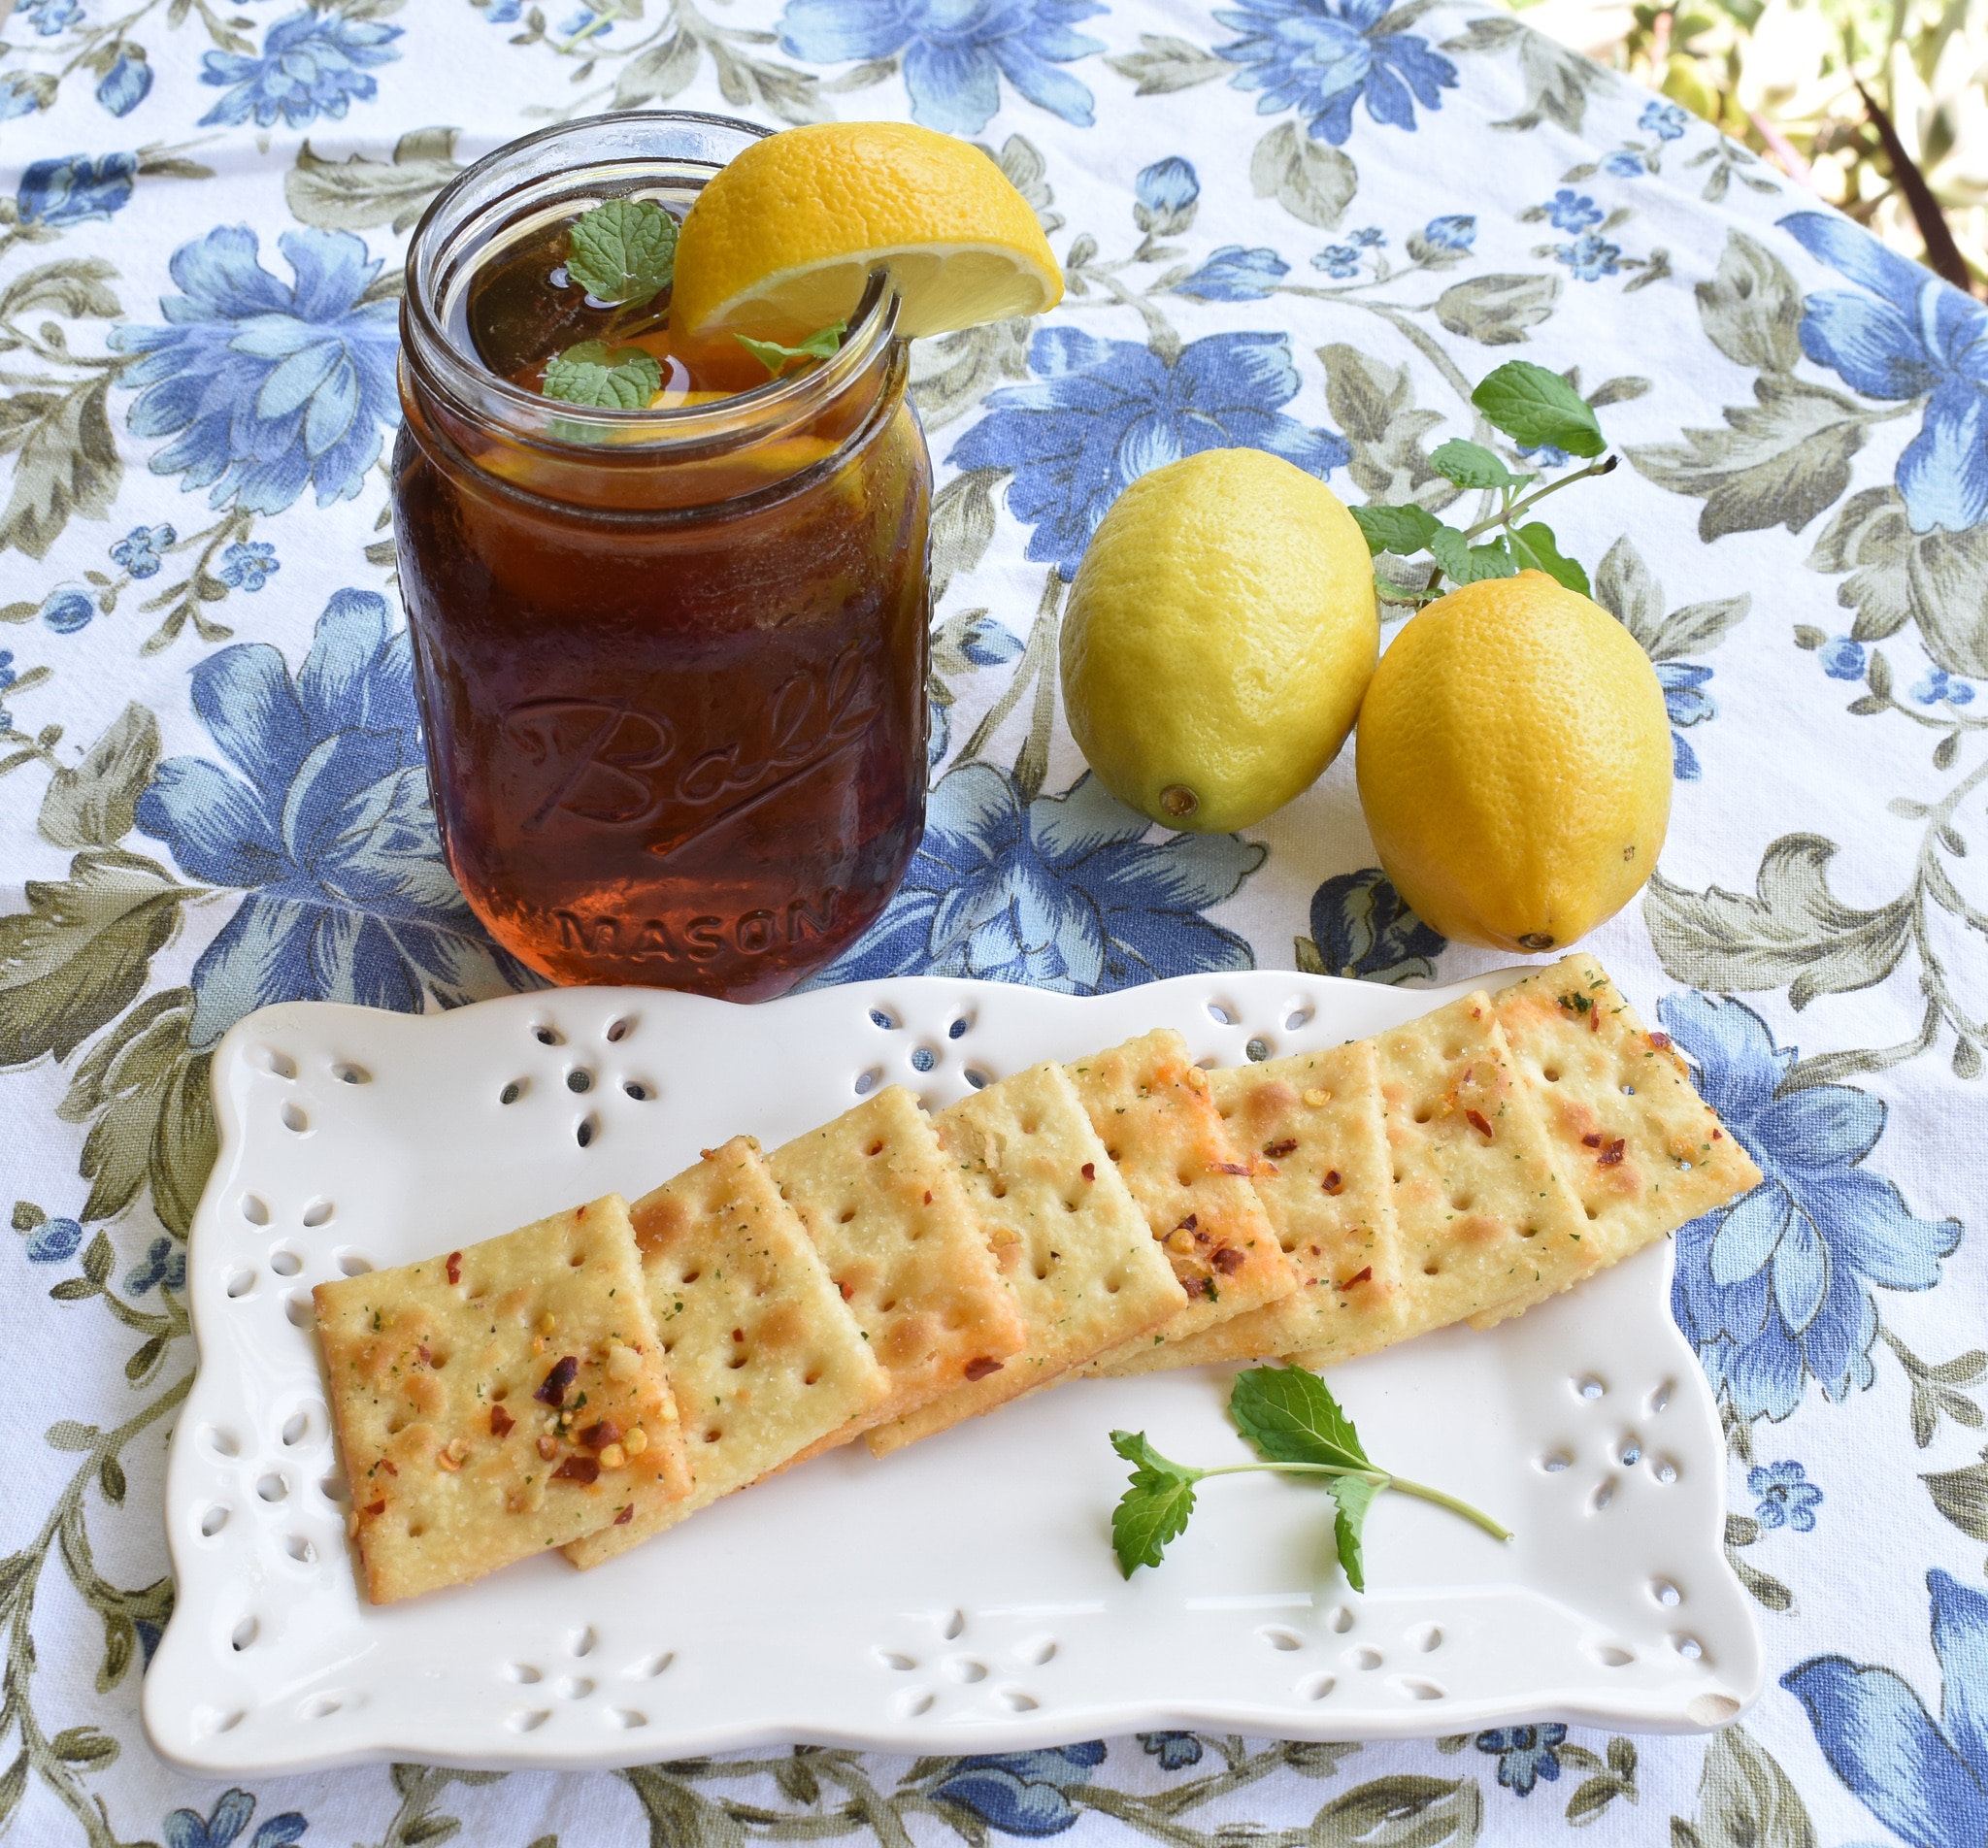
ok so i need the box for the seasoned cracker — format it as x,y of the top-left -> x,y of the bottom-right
1371,991 -> 1597,1341
768,1086 -> 1025,1454
567,1138 -> 890,1567
314,1196 -> 689,1604
1110,1039 -> 1404,1374
1067,1030 -> 1296,1374
1472,953 -> 1764,1330
869,1062 -> 1187,1454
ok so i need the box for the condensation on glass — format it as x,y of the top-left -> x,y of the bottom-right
394,114 -> 931,1000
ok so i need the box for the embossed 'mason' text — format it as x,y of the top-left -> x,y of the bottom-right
553,891 -> 840,962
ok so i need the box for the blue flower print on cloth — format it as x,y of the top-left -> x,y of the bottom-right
1556,233 -> 1622,281
95,50 -> 153,116
1750,1459 -> 1823,1531
1138,1732 -> 1204,1770
199,10 -> 402,130
1543,189 -> 1604,233
1603,149 -> 1645,177
1913,665 -> 1975,706
1659,990 -> 1961,1423
0,75 -> 45,120
17,151 -> 135,227
125,1235 -> 186,1296
1309,867 -> 1443,982
1475,1725 -> 1565,1796
217,540 -> 280,591
1176,246 -> 1288,301
950,326 -> 1348,578
1135,157 -> 1198,234
41,587 -> 96,634
1420,213 -> 1474,251
778,0 -> 1106,135
23,0 -> 83,35
24,1215 -> 83,1264
1313,245 -> 1360,278
112,225 -> 400,515
1640,98 -> 1691,138
808,764 -> 1264,993
1659,660 -> 1714,780
1783,1569 -> 1988,1848
1781,209 -> 1988,534
134,588 -> 537,1050
161,1789 -> 306,1848
1819,635 -> 1866,680
0,647 -> 15,730
1213,0 -> 1457,145
935,1743 -> 1106,1835
112,523 -> 175,579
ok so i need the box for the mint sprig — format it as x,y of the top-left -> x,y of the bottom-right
542,341 -> 663,410
1350,359 -> 1619,606
1108,1367 -> 1510,1586
737,320 -> 847,379
566,198 -> 677,310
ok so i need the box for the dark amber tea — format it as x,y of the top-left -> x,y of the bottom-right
394,115 -> 930,1000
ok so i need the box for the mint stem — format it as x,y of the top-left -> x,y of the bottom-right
1460,454 -> 1618,543
1191,1461 -> 1512,1543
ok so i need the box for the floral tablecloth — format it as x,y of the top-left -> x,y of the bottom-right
1,0 -> 1984,1840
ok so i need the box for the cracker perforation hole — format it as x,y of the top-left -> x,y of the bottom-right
1542,1067 -> 1561,1083
866,1140 -> 884,1157
1422,1263 -> 1440,1276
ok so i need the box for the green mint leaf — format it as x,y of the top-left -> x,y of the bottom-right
1429,439 -> 1530,492
1229,1367 -> 1369,1470
1429,526 -> 1518,585
1510,521 -> 1591,596
736,320 -> 847,378
1327,1473 -> 1383,1593
1110,1430 -> 1200,1576
566,198 -> 677,309
1374,572 -> 1436,608
542,341 -> 664,410
1350,502 -> 1442,557
1471,360 -> 1605,458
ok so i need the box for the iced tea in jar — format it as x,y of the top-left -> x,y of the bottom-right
394,114 -> 930,1001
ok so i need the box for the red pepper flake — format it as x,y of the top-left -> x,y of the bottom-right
613,1504 -> 634,1525
1711,1128 -> 1723,1139
535,1354 -> 580,1404
1211,1246 -> 1245,1274
489,1405 -> 514,1438
1264,1138 -> 1299,1159
1597,1138 -> 1626,1167
1321,1170 -> 1343,1195
446,1251 -> 462,1286
1590,1006 -> 1601,1033
363,1498 -> 385,1517
731,1328 -> 744,1342
1581,1133 -> 1602,1148
1210,1161 -> 1251,1175
838,1280 -> 852,1301
1466,1109 -> 1494,1139
963,1356 -> 1005,1381
378,1459 -> 397,1476
580,1419 -> 622,1451
923,1191 -> 933,1205
552,1455 -> 600,1484
1340,1267 -> 1373,1290
1649,1031 -> 1673,1049
1176,1213 -> 1198,1234
415,1344 -> 433,1367
1080,1163 -> 1095,1181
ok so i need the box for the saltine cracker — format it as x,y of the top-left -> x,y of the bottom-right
1068,1030 -> 1297,1373
869,1062 -> 1187,1454
768,1086 -> 1026,1453
314,1196 -> 688,1604
567,1138 -> 890,1567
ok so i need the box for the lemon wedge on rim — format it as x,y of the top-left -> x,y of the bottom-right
669,121 -> 1062,343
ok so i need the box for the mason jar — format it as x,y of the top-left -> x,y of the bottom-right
394,113 -> 930,1001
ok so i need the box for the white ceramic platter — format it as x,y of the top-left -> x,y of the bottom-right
147,971 -> 1763,1774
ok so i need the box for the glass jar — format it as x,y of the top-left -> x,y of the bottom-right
394,113 -> 930,1001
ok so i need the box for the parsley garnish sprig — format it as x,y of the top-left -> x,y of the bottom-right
1351,359 -> 1619,607
1110,1367 -> 1510,1586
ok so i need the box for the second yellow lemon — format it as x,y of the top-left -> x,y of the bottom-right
1060,448 -> 1378,834
670,122 -> 1062,342
1356,570 -> 1672,953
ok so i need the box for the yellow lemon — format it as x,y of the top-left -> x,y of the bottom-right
670,121 -> 1062,342
1355,570 -> 1672,953
1060,448 -> 1378,834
